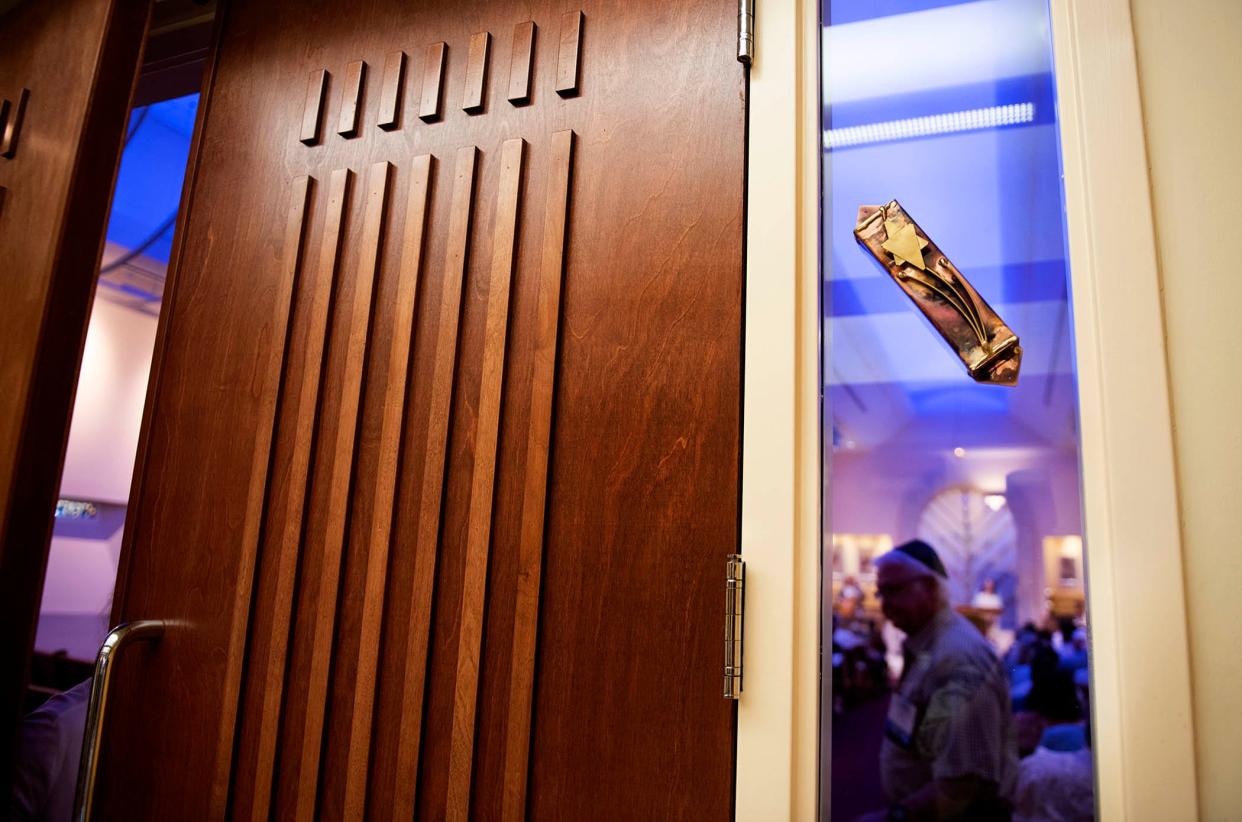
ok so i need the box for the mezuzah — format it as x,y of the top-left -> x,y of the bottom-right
854,200 -> 1023,386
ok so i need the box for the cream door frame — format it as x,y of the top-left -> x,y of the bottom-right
737,0 -> 1199,819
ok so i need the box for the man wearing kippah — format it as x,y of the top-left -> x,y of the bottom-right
856,540 -> 1018,821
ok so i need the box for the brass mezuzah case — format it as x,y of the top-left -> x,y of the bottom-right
854,200 -> 1022,386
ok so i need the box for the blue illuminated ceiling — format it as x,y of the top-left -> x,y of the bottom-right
822,0 -> 1079,452
825,0 -> 981,26
99,92 -> 198,310
105,92 -> 197,263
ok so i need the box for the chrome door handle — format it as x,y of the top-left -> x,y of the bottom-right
73,620 -> 165,822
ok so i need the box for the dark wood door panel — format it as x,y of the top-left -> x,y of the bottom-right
102,1 -> 743,818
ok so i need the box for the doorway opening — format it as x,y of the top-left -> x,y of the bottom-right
29,90 -> 198,700
24,1 -> 212,711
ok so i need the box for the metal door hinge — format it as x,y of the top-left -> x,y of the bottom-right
738,0 -> 755,65
724,554 -> 745,699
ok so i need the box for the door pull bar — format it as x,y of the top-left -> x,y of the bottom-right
73,619 -> 166,822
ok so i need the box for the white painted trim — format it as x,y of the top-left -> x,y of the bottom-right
736,0 -> 821,819
739,0 -> 1199,818
1048,1 -> 1198,817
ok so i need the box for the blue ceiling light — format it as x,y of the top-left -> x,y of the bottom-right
910,385 -> 1010,417
104,92 -> 199,266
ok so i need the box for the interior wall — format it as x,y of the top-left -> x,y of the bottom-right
59,294 -> 157,504
829,445 -> 1081,628
1128,0 -> 1242,816
829,447 -> 1082,540
35,296 -> 157,660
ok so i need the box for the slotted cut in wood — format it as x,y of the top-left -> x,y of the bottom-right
1,88 -> 29,157
507,21 -> 535,104
462,31 -> 490,113
392,145 -> 478,820
337,59 -> 366,136
287,161 -> 390,822
501,128 -> 574,821
419,42 -> 447,122
377,50 -> 406,130
339,154 -> 434,820
445,136 -> 526,820
299,69 -> 327,145
555,11 -> 583,96
229,170 -> 344,821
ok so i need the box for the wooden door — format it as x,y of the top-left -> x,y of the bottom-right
0,0 -> 148,794
101,0 -> 744,818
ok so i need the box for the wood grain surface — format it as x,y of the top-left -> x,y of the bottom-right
99,2 -> 744,818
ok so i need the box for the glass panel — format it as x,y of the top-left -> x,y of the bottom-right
820,1 -> 1094,819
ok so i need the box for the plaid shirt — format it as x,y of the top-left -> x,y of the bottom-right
880,607 -> 1019,804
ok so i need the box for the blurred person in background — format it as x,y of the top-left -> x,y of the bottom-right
9,678 -> 92,822
856,540 -> 1018,821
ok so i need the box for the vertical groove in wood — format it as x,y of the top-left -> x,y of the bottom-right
446,137 -> 526,821
337,59 -> 366,137
462,31 -> 491,113
555,11 -> 583,97
377,50 -> 406,130
222,174 -> 314,820
291,161 -> 391,822
210,173 -> 314,818
507,22 -> 535,105
299,70 -> 327,145
392,144 -> 477,820
1,88 -> 30,158
501,129 -> 575,822
340,154 -> 434,820
419,42 -> 447,122
0,98 -> 12,157
231,169 -> 347,822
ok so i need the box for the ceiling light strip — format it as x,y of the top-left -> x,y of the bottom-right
825,102 -> 1035,150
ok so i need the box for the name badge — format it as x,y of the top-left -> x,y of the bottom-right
884,694 -> 920,749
